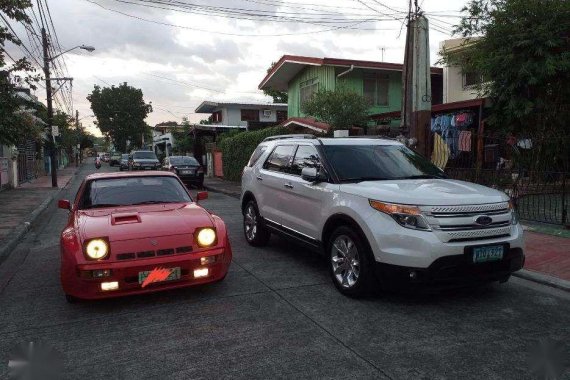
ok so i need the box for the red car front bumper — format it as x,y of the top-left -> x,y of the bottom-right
61,246 -> 232,300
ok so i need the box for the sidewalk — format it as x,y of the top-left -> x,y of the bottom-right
204,177 -> 241,198
204,177 -> 570,291
0,166 -> 78,262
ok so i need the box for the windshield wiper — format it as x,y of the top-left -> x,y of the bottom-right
84,203 -> 122,209
340,176 -> 389,183
396,174 -> 447,180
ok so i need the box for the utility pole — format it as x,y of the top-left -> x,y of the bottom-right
75,110 -> 79,167
400,2 -> 432,156
41,27 -> 57,188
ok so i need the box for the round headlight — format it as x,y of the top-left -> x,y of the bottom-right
196,228 -> 216,247
85,239 -> 109,259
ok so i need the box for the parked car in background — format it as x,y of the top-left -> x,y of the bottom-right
101,153 -> 110,163
58,171 -> 232,302
162,156 -> 204,188
109,152 -> 122,166
119,154 -> 130,171
129,150 -> 160,170
241,135 -> 525,296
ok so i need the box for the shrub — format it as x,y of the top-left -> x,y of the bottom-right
218,126 -> 289,181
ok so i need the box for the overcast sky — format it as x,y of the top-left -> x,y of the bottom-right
7,0 -> 467,136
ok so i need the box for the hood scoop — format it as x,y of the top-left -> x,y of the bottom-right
111,212 -> 141,225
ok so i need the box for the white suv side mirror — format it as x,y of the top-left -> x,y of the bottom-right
301,167 -> 327,183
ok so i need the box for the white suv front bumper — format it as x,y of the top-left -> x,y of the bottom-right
362,208 -> 525,269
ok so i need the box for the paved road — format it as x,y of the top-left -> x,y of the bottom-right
1,162 -> 569,379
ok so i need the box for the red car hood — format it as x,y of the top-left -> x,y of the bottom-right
76,203 -> 213,243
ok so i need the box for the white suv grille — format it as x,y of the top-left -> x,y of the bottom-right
422,202 -> 513,242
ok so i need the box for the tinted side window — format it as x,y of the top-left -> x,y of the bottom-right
263,145 -> 295,173
290,145 -> 320,176
248,145 -> 267,167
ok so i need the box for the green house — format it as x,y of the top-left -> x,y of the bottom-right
259,55 -> 443,132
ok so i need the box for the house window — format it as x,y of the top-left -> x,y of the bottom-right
241,109 -> 259,122
211,111 -> 222,123
363,73 -> 389,106
462,71 -> 481,88
300,78 -> 318,107
276,110 -> 287,122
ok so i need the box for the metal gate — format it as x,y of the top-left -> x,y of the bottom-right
17,139 -> 36,184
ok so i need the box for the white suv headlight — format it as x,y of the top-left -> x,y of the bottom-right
369,200 -> 431,231
508,200 -> 519,225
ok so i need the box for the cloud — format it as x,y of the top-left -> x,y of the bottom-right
6,0 -> 464,134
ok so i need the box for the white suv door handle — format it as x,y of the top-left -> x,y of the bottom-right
256,175 -> 263,181
284,183 -> 294,189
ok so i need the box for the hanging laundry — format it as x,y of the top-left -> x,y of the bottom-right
431,133 -> 450,169
454,112 -> 474,128
458,131 -> 472,152
430,116 -> 441,132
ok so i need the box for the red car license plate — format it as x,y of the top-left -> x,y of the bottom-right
138,267 -> 181,287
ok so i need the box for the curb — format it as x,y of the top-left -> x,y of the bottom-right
0,168 -> 78,265
513,269 -> 570,292
204,184 -> 241,199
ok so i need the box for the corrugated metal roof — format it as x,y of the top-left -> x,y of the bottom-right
195,100 -> 287,113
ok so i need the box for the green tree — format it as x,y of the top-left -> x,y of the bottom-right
0,0 -> 41,146
262,61 -> 288,103
87,83 -> 152,152
171,118 -> 194,155
302,87 -> 369,131
440,0 -> 570,136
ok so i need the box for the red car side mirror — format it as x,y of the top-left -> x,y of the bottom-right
196,191 -> 208,201
58,199 -> 71,210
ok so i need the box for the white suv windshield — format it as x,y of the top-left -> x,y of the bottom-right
322,144 -> 445,182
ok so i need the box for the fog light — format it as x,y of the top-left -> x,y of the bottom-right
193,268 -> 209,278
409,271 -> 417,280
200,256 -> 217,265
101,281 -> 119,291
92,269 -> 111,278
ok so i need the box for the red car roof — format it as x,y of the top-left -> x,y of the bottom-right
85,171 -> 177,181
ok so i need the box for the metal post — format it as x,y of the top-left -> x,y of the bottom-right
42,27 -> 57,187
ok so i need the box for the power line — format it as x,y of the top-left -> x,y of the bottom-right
115,0 -> 392,24
84,0 -> 398,36
0,14 -> 44,68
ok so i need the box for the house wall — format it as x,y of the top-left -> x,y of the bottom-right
443,65 -> 479,103
225,107 -> 247,127
287,65 -> 337,117
287,66 -> 403,118
337,68 -> 403,115
216,106 -> 285,127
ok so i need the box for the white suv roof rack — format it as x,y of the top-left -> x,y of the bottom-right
262,134 -> 316,142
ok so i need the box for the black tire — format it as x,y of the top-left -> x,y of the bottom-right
243,200 -> 270,246
65,294 -> 79,304
327,225 -> 375,297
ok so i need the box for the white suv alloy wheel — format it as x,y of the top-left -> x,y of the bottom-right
331,234 -> 360,288
244,204 -> 257,242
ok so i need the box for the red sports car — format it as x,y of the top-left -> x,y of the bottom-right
58,171 -> 232,302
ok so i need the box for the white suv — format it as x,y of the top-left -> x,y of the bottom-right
241,135 -> 525,296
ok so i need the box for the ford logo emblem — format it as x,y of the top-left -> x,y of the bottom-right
475,216 -> 493,226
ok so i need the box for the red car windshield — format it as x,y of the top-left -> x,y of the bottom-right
79,176 -> 192,209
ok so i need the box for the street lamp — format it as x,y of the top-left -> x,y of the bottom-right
42,31 -> 95,187
50,45 -> 95,61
